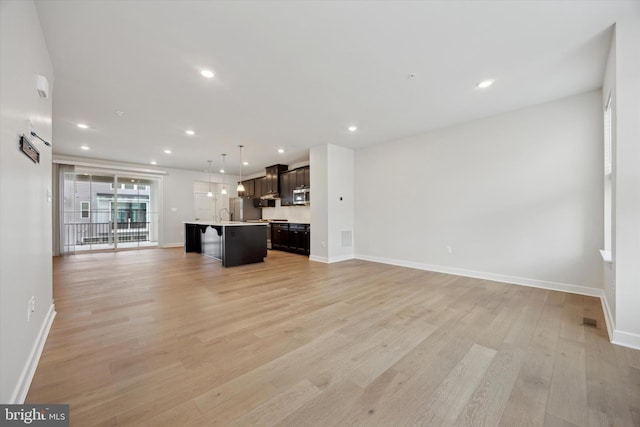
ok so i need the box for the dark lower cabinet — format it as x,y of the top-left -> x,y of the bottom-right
271,223 -> 310,256
271,223 -> 289,250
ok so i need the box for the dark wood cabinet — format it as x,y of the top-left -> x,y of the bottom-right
271,223 -> 289,250
279,170 -> 294,206
280,167 -> 309,205
295,167 -> 310,189
289,224 -> 307,254
270,223 -> 310,256
265,164 -> 288,196
254,176 -> 267,198
239,179 -> 255,197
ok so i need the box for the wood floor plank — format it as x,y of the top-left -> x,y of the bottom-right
499,300 -> 563,427
225,380 -> 322,427
412,343 -> 497,426
455,347 -> 525,426
546,337 -> 589,426
23,248 -> 640,426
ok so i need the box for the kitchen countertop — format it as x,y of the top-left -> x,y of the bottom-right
184,220 -> 267,226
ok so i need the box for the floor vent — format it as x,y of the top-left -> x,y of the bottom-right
582,317 -> 598,328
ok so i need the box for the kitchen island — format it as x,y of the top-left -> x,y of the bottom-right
184,221 -> 267,267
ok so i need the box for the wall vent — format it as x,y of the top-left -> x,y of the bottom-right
341,230 -> 353,248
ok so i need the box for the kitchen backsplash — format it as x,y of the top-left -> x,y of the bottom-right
262,199 -> 311,223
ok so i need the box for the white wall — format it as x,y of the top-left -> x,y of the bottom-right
609,17 -> 640,349
310,145 -> 329,261
602,30 -> 617,330
355,91 -> 603,294
0,0 -> 55,403
309,144 -> 354,263
327,144 -> 354,262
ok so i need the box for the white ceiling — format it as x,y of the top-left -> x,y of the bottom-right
35,0 -> 639,175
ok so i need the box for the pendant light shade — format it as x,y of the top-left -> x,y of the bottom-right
206,160 -> 213,197
236,145 -> 245,192
220,154 -> 228,195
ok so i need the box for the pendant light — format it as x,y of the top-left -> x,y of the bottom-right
220,154 -> 228,195
207,160 -> 213,198
236,145 -> 246,192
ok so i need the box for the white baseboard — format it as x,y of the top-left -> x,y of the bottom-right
328,254 -> 355,263
612,329 -> 640,350
600,294 -> 640,350
309,254 -> 354,264
161,243 -> 184,248
355,254 -> 602,297
10,303 -> 56,404
309,255 -> 329,263
600,293 -> 615,342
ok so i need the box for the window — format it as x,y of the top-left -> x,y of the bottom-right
81,201 -> 90,219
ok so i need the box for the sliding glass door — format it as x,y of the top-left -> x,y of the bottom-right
61,170 -> 159,252
113,176 -> 158,249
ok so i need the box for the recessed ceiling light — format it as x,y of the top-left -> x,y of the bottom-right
243,161 -> 249,166
219,169 -> 225,173
77,123 -> 89,129
164,149 -> 172,154
185,130 -> 195,136
278,148 -> 285,153
348,125 -> 358,132
150,161 -> 157,165
200,69 -> 214,79
80,145 -> 90,150
115,110 -> 124,117
476,79 -> 495,89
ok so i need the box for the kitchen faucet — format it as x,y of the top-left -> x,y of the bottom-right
219,208 -> 231,221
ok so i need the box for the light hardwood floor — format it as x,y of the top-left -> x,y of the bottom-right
27,248 -> 640,426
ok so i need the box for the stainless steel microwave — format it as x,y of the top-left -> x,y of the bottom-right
293,188 -> 310,205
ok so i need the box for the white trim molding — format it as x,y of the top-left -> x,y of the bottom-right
600,293 -> 615,342
355,254 -> 603,297
309,255 -> 329,263
309,254 -> 354,264
612,330 -> 640,351
328,254 -> 355,264
161,243 -> 184,249
10,304 -> 56,403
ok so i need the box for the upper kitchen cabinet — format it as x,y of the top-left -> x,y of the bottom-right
239,179 -> 255,197
279,170 -> 294,206
265,164 -> 288,196
280,166 -> 310,206
295,166 -> 310,189
254,176 -> 267,198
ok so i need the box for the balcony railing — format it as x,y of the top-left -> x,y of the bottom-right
64,222 -> 151,245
